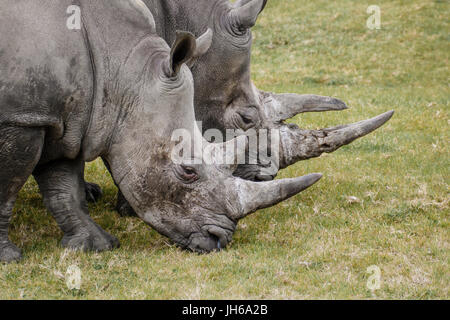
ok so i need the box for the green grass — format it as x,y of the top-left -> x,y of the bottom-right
1,0 -> 449,299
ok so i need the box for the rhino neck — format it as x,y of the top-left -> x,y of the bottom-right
78,0 -> 159,161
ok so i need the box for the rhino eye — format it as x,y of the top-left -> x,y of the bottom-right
240,114 -> 253,125
236,109 -> 258,130
175,165 -> 199,183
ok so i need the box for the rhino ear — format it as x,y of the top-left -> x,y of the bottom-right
169,31 -> 197,76
186,29 -> 213,68
230,0 -> 267,30
194,29 -> 213,58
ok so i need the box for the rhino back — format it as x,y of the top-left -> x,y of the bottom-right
0,0 -> 94,163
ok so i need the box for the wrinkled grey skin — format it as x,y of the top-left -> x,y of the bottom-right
107,0 -> 393,216
0,0 -> 323,262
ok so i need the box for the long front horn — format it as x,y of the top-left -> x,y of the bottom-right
233,173 -> 323,219
262,91 -> 348,123
279,110 -> 395,168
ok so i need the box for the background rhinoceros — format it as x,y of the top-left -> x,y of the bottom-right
104,0 -> 393,216
0,0 -> 322,262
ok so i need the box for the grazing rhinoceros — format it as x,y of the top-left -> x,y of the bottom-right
106,0 -> 394,216
0,0 -> 323,262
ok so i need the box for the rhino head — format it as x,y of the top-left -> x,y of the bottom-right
103,30 -> 322,252
191,0 -> 269,133
185,0 -> 393,180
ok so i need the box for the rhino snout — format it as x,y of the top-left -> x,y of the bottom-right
187,226 -> 232,253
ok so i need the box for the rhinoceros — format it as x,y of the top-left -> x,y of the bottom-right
0,0 -> 323,262
104,0 -> 394,216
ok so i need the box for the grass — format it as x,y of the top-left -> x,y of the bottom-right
1,0 -> 448,299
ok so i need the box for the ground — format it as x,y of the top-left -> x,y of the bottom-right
1,0 -> 448,299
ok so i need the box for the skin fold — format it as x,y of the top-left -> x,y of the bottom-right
0,0 -> 322,262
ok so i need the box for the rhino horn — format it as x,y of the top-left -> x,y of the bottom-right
279,110 -> 395,168
263,92 -> 348,123
230,0 -> 267,29
234,173 -> 323,219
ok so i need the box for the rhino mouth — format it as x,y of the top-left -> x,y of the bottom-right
184,225 -> 233,253
233,163 -> 277,181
